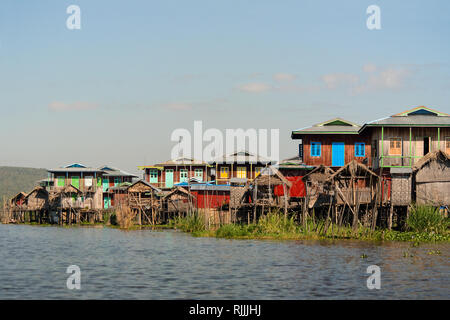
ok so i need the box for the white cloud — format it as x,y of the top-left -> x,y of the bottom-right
162,102 -> 193,111
48,101 -> 99,112
321,73 -> 359,89
355,67 -> 411,93
321,65 -> 413,94
363,63 -> 377,73
273,73 -> 296,82
237,82 -> 272,93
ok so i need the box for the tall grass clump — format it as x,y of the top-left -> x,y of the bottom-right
407,204 -> 449,234
170,213 -> 206,233
256,211 -> 298,235
215,224 -> 251,238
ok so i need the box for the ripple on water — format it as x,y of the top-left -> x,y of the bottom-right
0,224 -> 448,299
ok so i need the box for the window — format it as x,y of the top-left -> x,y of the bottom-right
103,178 -> 109,192
389,138 -> 402,155
220,167 -> 229,178
85,176 -> 93,187
237,166 -> 247,178
149,169 -> 158,183
57,176 -> 65,187
355,143 -> 365,157
298,141 -> 304,159
255,167 -> 263,177
114,177 -> 120,186
180,169 -> 188,182
71,176 -> 80,189
310,142 -> 321,157
194,169 -> 203,181
446,137 -> 450,154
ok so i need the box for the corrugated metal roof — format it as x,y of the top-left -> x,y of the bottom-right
48,167 -> 104,173
99,165 -> 138,178
190,184 -> 230,191
292,118 -> 360,136
155,157 -> 209,166
363,115 -> 450,126
210,151 -> 272,164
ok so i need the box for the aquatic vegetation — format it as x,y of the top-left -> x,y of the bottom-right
172,210 -> 449,243
406,204 -> 449,234
169,213 -> 206,233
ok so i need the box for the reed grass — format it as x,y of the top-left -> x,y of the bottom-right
406,204 -> 449,234
171,210 -> 449,242
169,213 -> 206,233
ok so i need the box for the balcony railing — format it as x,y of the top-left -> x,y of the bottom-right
372,155 -> 424,169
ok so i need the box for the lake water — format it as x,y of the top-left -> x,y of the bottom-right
0,224 -> 448,299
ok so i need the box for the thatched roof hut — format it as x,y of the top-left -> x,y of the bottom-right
10,192 -> 27,207
327,160 -> 377,181
300,165 -> 335,208
302,165 -> 335,183
49,184 -> 83,209
253,166 -> 292,187
127,180 -> 160,210
128,180 -> 161,194
412,150 -> 450,206
163,186 -> 195,213
327,160 -> 380,206
25,186 -> 49,210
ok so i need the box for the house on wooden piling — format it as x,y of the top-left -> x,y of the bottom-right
302,165 -> 335,209
359,106 -> 450,171
24,186 -> 49,224
358,106 -> 450,211
49,185 -> 84,209
251,166 -> 293,212
210,151 -> 272,185
99,165 -> 138,209
47,163 -> 104,210
5,192 -> 28,223
327,160 -> 381,207
412,150 -> 450,206
291,118 -> 371,168
277,156 -> 314,199
140,157 -> 211,189
126,180 -> 161,224
10,192 -> 27,207
162,186 -> 195,214
189,184 -> 230,209
25,186 -> 49,210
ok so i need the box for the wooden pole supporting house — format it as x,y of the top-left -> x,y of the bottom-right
388,204 -> 394,230
283,183 -> 288,220
351,177 -> 358,232
137,193 -> 142,225
252,183 -> 257,224
302,195 -> 308,227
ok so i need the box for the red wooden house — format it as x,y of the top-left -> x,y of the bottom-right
189,184 -> 230,209
291,118 -> 371,168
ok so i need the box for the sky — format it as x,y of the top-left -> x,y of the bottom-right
1,0 -> 450,175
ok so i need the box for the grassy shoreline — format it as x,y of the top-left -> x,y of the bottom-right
4,221 -> 449,242
169,208 -> 450,243
5,205 -> 449,243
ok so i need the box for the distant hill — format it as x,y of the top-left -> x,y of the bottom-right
0,167 -> 47,203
